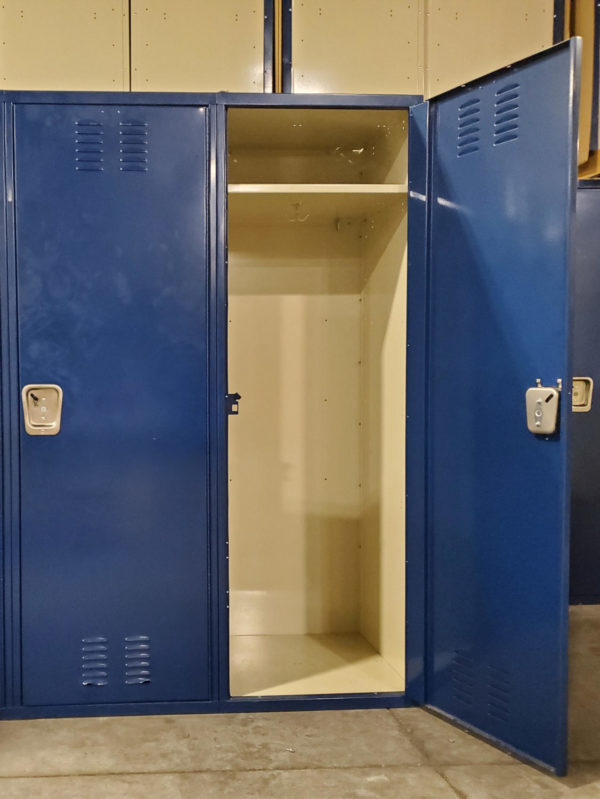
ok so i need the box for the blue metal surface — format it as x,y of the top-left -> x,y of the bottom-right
425,40 -> 579,774
405,100 -> 430,706
215,103 -> 230,701
218,92 -> 422,108
0,101 -> 6,709
0,90 -> 421,110
2,101 -> 21,708
570,186 -> 600,603
14,103 -> 212,706
0,691 -> 407,720
0,91 -> 218,106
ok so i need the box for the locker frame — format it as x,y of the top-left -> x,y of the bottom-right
0,37 -> 581,774
0,89 -> 423,719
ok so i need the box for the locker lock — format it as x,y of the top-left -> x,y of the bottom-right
525,379 -> 561,435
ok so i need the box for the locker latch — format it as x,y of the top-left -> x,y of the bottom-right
226,392 -> 242,415
572,377 -> 593,412
525,379 -> 561,435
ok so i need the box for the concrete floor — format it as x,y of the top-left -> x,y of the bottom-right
0,605 -> 598,798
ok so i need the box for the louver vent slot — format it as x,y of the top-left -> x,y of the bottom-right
75,121 -> 104,172
119,121 -> 149,172
487,664 -> 510,722
81,636 -> 108,686
451,650 -> 475,705
494,83 -> 520,146
125,635 -> 151,684
457,97 -> 480,157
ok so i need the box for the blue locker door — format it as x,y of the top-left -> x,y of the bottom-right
423,41 -> 579,773
14,103 -> 211,706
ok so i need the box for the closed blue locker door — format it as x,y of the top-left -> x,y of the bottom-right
415,41 -> 579,774
14,104 -> 211,706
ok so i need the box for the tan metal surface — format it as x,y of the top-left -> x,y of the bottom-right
22,385 -> 63,436
424,0 -> 554,98
0,0 -> 128,90
291,0 -> 422,95
573,377 -> 594,412
574,0 -> 596,166
131,0 -> 264,92
227,108 -> 406,696
228,108 -> 408,184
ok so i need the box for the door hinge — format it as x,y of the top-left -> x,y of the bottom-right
226,392 -> 242,415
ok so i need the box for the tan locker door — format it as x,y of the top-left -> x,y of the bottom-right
131,0 -> 264,92
425,0 -> 554,97
291,0 -> 422,95
0,0 -> 128,91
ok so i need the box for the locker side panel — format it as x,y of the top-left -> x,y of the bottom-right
0,1 -> 129,90
15,103 -> 211,706
570,187 -> 600,603
0,101 -> 5,710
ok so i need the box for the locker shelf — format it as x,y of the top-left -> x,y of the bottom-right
228,183 -> 407,193
230,633 -> 404,697
228,185 -> 406,226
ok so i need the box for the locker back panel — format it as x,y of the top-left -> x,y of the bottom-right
131,0 -> 264,92
15,103 -> 211,706
0,1 -> 129,90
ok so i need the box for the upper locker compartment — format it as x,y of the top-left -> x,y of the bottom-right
227,108 -> 409,698
228,108 -> 408,226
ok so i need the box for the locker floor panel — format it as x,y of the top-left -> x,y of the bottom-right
229,633 -> 404,697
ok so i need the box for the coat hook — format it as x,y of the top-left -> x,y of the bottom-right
289,202 -> 310,223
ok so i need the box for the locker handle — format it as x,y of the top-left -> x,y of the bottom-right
22,384 -> 63,435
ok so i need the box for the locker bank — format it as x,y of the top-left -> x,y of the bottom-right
0,37 -> 582,776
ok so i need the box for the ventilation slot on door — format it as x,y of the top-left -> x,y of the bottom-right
81,636 -> 108,686
494,83 -> 520,146
124,635 -> 151,684
451,650 -> 475,705
119,121 -> 149,172
457,97 -> 481,158
487,664 -> 510,722
75,121 -> 104,172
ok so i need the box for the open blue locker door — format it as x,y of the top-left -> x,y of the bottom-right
407,40 -> 580,774
12,103 -> 211,707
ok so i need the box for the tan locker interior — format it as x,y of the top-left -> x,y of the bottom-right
0,0 -> 129,90
227,108 -> 408,696
130,0 -> 264,92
